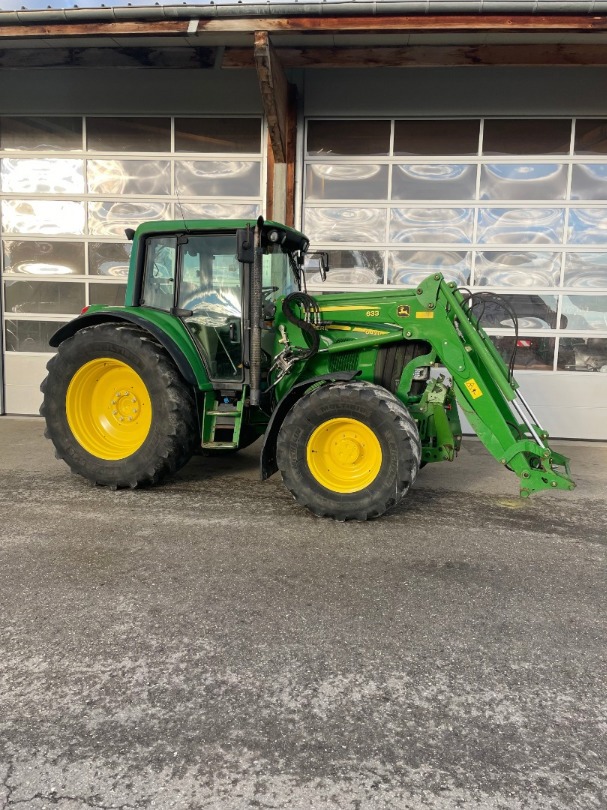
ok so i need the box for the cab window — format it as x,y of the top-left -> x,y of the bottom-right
141,236 -> 176,311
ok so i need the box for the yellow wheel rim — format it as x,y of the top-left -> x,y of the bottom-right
66,358 -> 152,460
306,417 -> 382,494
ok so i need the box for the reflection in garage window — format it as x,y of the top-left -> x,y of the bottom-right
491,335 -> 556,371
4,319 -> 67,352
303,117 -> 607,375
558,337 -> 607,372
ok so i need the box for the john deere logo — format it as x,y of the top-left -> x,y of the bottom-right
397,305 -> 410,317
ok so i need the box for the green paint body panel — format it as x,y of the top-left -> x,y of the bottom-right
84,304 -> 213,391
54,220 -> 575,499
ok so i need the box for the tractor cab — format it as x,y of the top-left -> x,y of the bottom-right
133,218 -> 309,386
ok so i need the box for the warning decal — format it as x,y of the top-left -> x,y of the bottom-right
465,378 -> 483,399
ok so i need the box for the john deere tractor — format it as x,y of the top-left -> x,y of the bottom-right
41,217 -> 575,520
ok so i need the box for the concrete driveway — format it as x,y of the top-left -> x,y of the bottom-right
0,417 -> 605,810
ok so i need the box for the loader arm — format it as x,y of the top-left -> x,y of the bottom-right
403,275 -> 576,498
273,273 -> 575,498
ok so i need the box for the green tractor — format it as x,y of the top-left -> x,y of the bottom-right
41,217 -> 575,520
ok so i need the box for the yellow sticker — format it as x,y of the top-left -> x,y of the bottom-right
353,327 -> 389,336
319,305 -> 373,312
328,324 -> 389,336
416,311 -> 434,319
465,378 -> 483,399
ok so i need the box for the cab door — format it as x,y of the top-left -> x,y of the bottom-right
177,233 -> 243,382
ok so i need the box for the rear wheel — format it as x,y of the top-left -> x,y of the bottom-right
41,323 -> 198,487
276,381 -> 421,520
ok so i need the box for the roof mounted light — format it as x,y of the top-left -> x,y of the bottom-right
268,229 -> 286,244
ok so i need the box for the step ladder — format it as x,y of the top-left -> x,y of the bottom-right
201,390 -> 245,450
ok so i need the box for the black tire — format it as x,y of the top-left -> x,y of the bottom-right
276,381 -> 421,521
374,339 -> 432,396
40,323 -> 198,488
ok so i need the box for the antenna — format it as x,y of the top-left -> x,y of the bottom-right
175,187 -> 191,234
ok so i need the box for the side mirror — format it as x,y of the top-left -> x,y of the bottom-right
303,252 -> 330,282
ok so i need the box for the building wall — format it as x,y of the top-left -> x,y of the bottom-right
301,67 -> 607,118
0,67 -> 261,116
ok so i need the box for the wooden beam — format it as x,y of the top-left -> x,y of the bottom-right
0,46 -> 215,69
0,20 -> 190,39
224,43 -> 607,69
198,14 -> 607,33
254,30 -> 289,164
1,15 -> 607,40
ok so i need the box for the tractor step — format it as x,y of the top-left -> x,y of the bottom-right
206,410 -> 239,416
202,441 -> 238,450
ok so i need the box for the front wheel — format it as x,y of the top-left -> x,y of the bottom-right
41,323 -> 198,488
276,381 -> 421,520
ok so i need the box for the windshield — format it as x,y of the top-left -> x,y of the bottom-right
262,244 -> 299,302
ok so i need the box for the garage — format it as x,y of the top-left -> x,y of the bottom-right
0,1 -> 606,438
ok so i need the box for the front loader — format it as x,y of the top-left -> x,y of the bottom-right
41,217 -> 575,520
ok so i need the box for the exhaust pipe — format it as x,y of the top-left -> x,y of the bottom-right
250,216 -> 264,407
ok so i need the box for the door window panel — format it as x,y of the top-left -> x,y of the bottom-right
564,253 -> 607,288
475,252 -> 562,288
574,120 -> 607,155
558,337 -> 607,371
1,200 -> 85,235
571,164 -> 607,200
394,120 -> 480,156
175,160 -> 261,197
307,120 -> 391,156
3,240 -> 84,276
1,159 -> 85,194
88,242 -> 131,277
390,207 -> 474,244
491,335 -> 555,371
477,208 -> 564,245
477,293 -> 561,330
305,207 -> 386,243
391,164 -> 476,201
388,250 -> 471,286
567,209 -> 607,244
88,201 -> 170,237
480,164 -> 567,200
317,250 -> 384,285
482,119 -> 571,155
4,319 -> 67,352
180,202 -> 260,220
86,117 -> 171,152
561,294 -> 607,331
87,159 -> 170,196
4,279 -> 85,314
306,164 -> 389,200
0,117 -> 82,152
175,118 -> 261,154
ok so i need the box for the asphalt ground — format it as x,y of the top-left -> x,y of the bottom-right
0,417 -> 605,810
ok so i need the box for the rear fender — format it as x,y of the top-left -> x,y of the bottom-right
49,311 -> 208,389
260,371 -> 360,480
